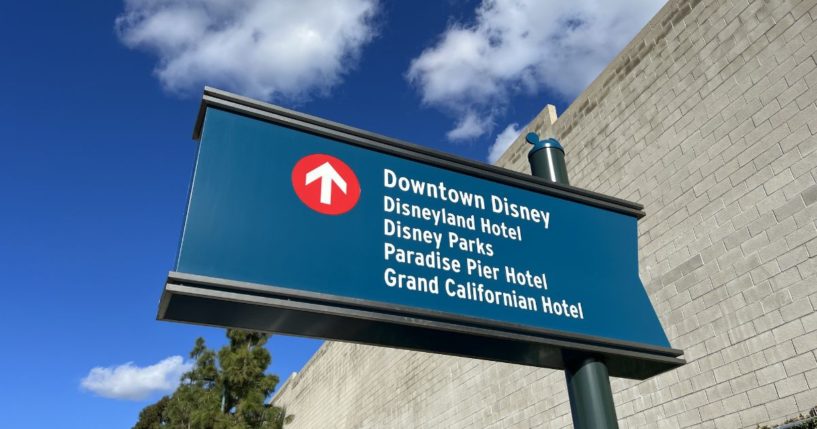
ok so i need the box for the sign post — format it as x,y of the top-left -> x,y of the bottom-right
158,87 -> 683,384
527,132 -> 618,428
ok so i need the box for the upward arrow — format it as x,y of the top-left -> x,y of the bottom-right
305,161 -> 347,205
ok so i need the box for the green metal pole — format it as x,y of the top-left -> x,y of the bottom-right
563,352 -> 619,429
526,132 -> 619,429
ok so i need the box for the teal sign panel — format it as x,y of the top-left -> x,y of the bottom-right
174,105 -> 672,352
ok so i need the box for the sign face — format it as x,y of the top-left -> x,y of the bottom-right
159,88 -> 684,379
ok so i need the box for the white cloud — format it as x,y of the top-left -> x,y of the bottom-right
80,356 -> 192,401
488,123 -> 521,163
407,0 -> 666,141
116,0 -> 379,101
447,111 -> 492,141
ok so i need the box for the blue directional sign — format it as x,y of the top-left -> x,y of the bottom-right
159,88 -> 684,379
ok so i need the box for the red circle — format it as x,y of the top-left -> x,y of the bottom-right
291,154 -> 361,215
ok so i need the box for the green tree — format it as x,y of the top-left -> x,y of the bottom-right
133,396 -> 169,429
133,330 -> 293,429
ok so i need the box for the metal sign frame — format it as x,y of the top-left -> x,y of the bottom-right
158,87 -> 684,380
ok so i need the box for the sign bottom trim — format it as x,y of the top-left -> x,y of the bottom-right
158,272 -> 684,380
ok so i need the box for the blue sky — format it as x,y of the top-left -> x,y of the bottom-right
0,0 -> 665,427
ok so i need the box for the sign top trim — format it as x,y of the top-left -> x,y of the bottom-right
193,86 -> 646,219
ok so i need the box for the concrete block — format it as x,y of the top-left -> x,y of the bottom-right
806,366 -> 817,389
765,396 -> 799,421
774,373 -> 809,397
764,169 -> 796,195
782,173 -> 817,201
773,196 -> 807,222
756,362 -> 788,386
747,384 -> 779,407
786,222 -> 817,249
794,387 -> 817,414
783,353 -> 817,376
779,296 -> 813,322
778,246 -> 810,271
738,405 -> 769,428
753,310 -> 785,333
801,308 -> 817,332
793,330 -> 817,355
773,319 -> 807,342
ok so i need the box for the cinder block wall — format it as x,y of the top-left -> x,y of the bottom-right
273,0 -> 817,427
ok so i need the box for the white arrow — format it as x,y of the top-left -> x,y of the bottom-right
305,161 -> 347,205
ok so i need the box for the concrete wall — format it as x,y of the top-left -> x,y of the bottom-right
273,0 -> 817,427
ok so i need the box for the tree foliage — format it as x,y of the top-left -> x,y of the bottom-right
133,330 -> 292,429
